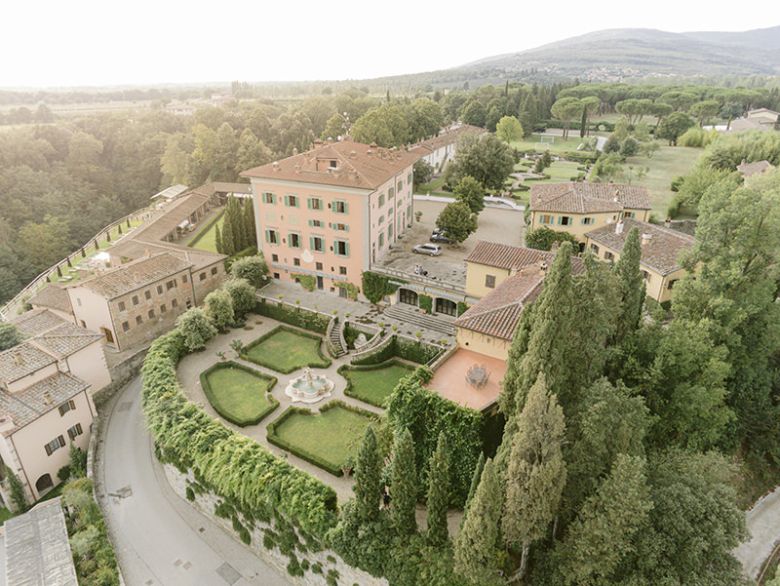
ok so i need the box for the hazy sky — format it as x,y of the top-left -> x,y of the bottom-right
3,0 -> 777,88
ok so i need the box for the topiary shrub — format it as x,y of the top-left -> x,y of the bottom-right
418,294 -> 433,314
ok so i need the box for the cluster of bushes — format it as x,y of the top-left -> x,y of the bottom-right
352,335 -> 443,366
142,329 -> 339,538
525,226 -> 579,251
63,477 -> 120,585
254,298 -> 330,334
267,401 -> 378,477
386,371 -> 484,506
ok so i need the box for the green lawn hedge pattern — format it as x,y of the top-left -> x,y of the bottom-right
339,360 -> 416,408
254,299 -> 330,333
241,326 -> 331,374
200,361 -> 279,426
267,401 -> 377,476
142,329 -> 338,538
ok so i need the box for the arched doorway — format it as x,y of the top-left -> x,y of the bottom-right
398,288 -> 418,306
35,473 -> 53,495
435,297 -> 457,316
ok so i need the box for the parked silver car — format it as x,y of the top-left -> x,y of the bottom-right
412,243 -> 442,256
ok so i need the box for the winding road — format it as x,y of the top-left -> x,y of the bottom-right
99,376 -> 290,586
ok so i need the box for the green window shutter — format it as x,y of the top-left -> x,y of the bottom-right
307,198 -> 312,209
343,201 -> 349,214
344,242 -> 350,257
309,236 -> 315,249
284,195 -> 289,206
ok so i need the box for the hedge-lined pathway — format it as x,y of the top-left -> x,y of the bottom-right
177,315 -> 384,503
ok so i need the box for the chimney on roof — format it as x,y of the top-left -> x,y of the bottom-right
14,352 -> 23,366
272,161 -> 280,171
615,220 -> 624,235
292,147 -> 298,156
540,260 -> 548,273
641,233 -> 653,246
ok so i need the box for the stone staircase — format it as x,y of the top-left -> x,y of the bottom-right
381,304 -> 456,336
328,318 -> 347,358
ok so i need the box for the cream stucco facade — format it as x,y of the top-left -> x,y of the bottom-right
528,208 -> 650,243
455,328 -> 511,361
464,262 -> 512,299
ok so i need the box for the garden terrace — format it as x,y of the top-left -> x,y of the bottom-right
339,359 -> 416,408
241,326 -> 331,374
267,402 -> 377,476
200,361 -> 278,426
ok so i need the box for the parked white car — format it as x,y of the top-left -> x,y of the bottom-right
412,243 -> 442,256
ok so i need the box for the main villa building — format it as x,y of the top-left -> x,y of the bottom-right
242,140 -> 418,295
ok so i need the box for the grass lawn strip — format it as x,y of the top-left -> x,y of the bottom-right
267,402 -> 377,476
339,359 -> 416,408
201,361 -> 278,426
188,210 -> 225,252
242,326 -> 331,374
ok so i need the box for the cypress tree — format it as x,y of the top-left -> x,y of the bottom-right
425,432 -> 451,546
214,223 -> 224,254
454,458 -> 503,585
354,426 -> 382,523
556,455 -> 652,585
221,202 -> 237,256
502,374 -> 567,579
464,451 -> 485,514
242,199 -> 256,249
498,302 -> 536,418
389,428 -> 418,535
613,227 -> 645,344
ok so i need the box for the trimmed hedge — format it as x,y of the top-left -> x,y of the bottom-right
254,298 -> 330,334
200,361 -> 279,426
387,374 -> 484,507
142,329 -> 338,539
225,246 -> 259,271
352,335 -> 443,367
338,359 -> 416,408
241,325 -> 331,374
267,401 -> 378,477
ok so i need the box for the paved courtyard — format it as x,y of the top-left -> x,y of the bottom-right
427,348 -> 506,411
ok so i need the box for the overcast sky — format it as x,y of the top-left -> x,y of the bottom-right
2,0 -> 778,88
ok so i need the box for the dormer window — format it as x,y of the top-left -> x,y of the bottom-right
329,160 -> 338,169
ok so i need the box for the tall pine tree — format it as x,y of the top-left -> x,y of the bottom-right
389,428 -> 418,535
454,458 -> 503,585
354,427 -> 382,523
502,374 -> 567,579
425,432 -> 451,546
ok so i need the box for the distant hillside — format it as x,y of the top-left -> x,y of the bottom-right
452,28 -> 780,82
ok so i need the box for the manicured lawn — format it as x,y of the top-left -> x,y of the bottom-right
416,175 -> 447,196
201,362 -> 278,426
189,211 -> 225,253
510,134 -> 593,154
243,327 -> 331,374
625,143 -> 702,216
268,404 -> 375,475
341,360 -> 415,407
521,160 -> 583,184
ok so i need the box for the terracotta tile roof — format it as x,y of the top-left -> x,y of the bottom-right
530,182 -> 651,214
78,253 -> 192,299
109,238 -> 223,272
455,268 -> 545,340
410,124 -> 485,155
465,241 -> 556,271
28,285 -> 73,315
241,139 -> 418,190
29,323 -> 103,359
0,372 -> 89,433
737,160 -> 774,177
11,309 -> 68,338
586,219 -> 695,276
0,343 -> 57,386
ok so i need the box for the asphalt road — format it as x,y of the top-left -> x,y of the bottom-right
734,485 -> 780,580
100,376 -> 290,586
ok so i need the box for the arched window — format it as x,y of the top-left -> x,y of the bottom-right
35,473 -> 53,494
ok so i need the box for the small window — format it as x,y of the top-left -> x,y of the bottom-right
641,270 -> 650,281
308,197 -> 323,210
122,321 -> 130,332
132,295 -> 139,305
148,309 -> 156,319
316,262 -> 323,270
211,267 -> 218,276
333,223 -> 348,232
388,225 -> 393,239
144,290 -> 152,300
329,160 -> 338,169
334,240 -> 349,257
67,423 -> 83,441
311,236 -> 325,252
182,275 -> 188,284
379,233 -> 385,247
485,275 -> 496,289
199,272 -> 206,281
604,251 -> 615,262
273,272 -> 280,279
44,435 -> 66,456
272,254 -> 279,262
266,229 -> 279,245
667,279 -> 678,290
333,200 -> 348,214
624,211 -> 636,219
157,285 -> 163,295
58,400 -> 76,417
397,180 -> 403,192
288,233 -> 301,248
284,194 -> 299,208
293,258 -> 301,267
135,315 -> 143,325
160,304 -> 167,314
262,192 -> 276,204
590,244 -> 600,254
339,266 -> 347,275
166,280 -> 175,290
171,299 -> 178,308
559,216 -> 572,226
118,301 -> 126,312
582,217 -> 594,225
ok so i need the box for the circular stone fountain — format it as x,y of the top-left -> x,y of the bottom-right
285,367 -> 334,404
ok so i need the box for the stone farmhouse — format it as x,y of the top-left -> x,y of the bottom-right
528,182 -> 652,245
585,218 -> 695,303
410,123 -> 485,174
0,308 -> 111,504
242,140 -> 419,297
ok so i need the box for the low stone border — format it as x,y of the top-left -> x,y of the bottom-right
200,361 -> 279,427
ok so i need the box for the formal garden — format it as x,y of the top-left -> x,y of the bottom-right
339,360 -> 416,408
241,325 -> 332,374
200,361 -> 278,426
